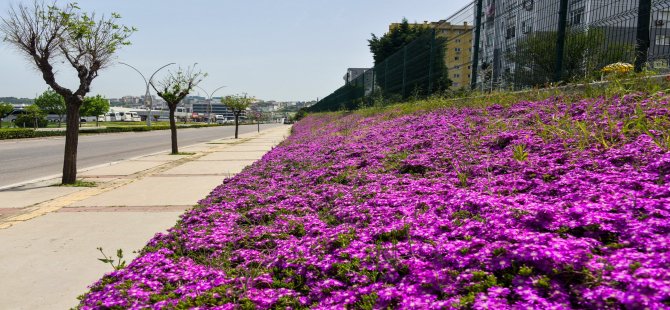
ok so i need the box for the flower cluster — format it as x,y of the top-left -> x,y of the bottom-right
601,62 -> 634,75
78,93 -> 670,309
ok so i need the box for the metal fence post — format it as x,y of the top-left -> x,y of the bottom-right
428,29 -> 435,94
384,60 -> 389,92
554,0 -> 570,82
635,0 -> 653,72
471,0 -> 484,90
402,46 -> 408,98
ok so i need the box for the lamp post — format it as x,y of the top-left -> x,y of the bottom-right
119,62 -> 175,126
195,85 -> 226,124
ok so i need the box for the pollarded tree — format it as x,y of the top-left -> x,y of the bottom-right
81,95 -> 109,127
0,102 -> 13,128
34,89 -> 65,127
0,1 -> 135,184
221,94 -> 253,139
151,66 -> 205,154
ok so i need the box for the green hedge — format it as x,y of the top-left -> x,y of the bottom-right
0,128 -> 64,139
0,123 -> 224,140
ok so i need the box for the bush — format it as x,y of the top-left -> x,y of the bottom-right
0,123 -> 224,140
14,115 -> 48,128
0,128 -> 63,139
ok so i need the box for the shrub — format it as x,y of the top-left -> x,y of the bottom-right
14,115 -> 48,128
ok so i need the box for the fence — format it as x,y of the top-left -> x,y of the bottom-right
309,30 -> 448,112
309,0 -> 670,112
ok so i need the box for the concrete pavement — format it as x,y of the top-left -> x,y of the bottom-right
0,125 -> 291,309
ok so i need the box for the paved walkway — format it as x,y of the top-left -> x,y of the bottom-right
0,125 -> 291,309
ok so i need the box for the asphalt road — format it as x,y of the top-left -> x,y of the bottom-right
0,123 -> 284,188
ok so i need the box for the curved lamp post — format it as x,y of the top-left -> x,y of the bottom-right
195,85 -> 227,124
119,62 -> 175,126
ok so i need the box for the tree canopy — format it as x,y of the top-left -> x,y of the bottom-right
81,95 -> 109,126
368,18 -> 432,65
34,89 -> 66,126
0,102 -> 13,128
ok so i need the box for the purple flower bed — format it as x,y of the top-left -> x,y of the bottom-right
78,94 -> 670,309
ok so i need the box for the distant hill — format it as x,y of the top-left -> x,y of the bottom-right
0,97 -> 34,105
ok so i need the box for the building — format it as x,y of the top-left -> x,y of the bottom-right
473,0 -> 670,88
343,68 -> 370,82
434,21 -> 474,89
389,21 -> 474,89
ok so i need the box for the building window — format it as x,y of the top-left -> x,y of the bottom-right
454,74 -> 460,78
506,17 -> 516,39
455,57 -> 460,61
453,82 -> 460,87
522,19 -> 532,34
455,47 -> 461,52
656,35 -> 670,45
456,39 -> 461,43
570,7 -> 585,26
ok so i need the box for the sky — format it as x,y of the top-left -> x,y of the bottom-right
0,0 -> 471,101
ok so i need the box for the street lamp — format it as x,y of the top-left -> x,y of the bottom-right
119,62 -> 175,126
195,85 -> 226,124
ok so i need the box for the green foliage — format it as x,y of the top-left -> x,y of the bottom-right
221,95 -> 253,115
294,108 -> 308,121
354,293 -> 379,310
0,128 -> 60,139
512,144 -> 529,162
0,123 -> 221,140
507,29 -> 634,86
81,95 -> 109,118
34,89 -> 65,120
0,102 -> 14,128
15,105 -> 47,128
96,247 -> 126,270
152,66 -> 205,108
56,180 -> 96,187
368,18 -> 431,65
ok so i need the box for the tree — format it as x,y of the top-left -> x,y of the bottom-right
0,102 -> 13,128
221,94 -> 253,139
0,1 -> 135,184
151,66 -> 205,154
34,89 -> 65,127
81,95 -> 109,127
25,104 -> 45,130
368,18 -> 432,65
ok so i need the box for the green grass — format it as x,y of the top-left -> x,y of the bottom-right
55,180 -> 97,187
353,72 -> 670,118
170,152 -> 196,155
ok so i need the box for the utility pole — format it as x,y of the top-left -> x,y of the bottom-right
119,62 -> 175,126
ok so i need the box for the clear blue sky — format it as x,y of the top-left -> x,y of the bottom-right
0,0 -> 471,101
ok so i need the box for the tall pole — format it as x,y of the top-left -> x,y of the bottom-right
471,0 -> 484,90
554,0 -> 569,83
635,0 -> 652,72
195,85 -> 226,124
119,62 -> 175,126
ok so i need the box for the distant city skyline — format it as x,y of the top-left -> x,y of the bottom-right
0,0 -> 471,101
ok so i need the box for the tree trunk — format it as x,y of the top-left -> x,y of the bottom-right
257,120 -> 260,133
234,113 -> 240,139
169,108 -> 178,154
62,102 -> 81,184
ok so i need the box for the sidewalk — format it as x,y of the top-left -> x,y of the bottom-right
0,125 -> 291,309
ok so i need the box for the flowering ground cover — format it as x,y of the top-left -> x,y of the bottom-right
78,92 -> 670,309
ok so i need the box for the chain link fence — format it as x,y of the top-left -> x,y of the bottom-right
309,0 -> 670,112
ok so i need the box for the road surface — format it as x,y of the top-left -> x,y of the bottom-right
0,123 -> 283,188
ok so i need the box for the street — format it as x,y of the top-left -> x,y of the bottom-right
0,123 -> 282,188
